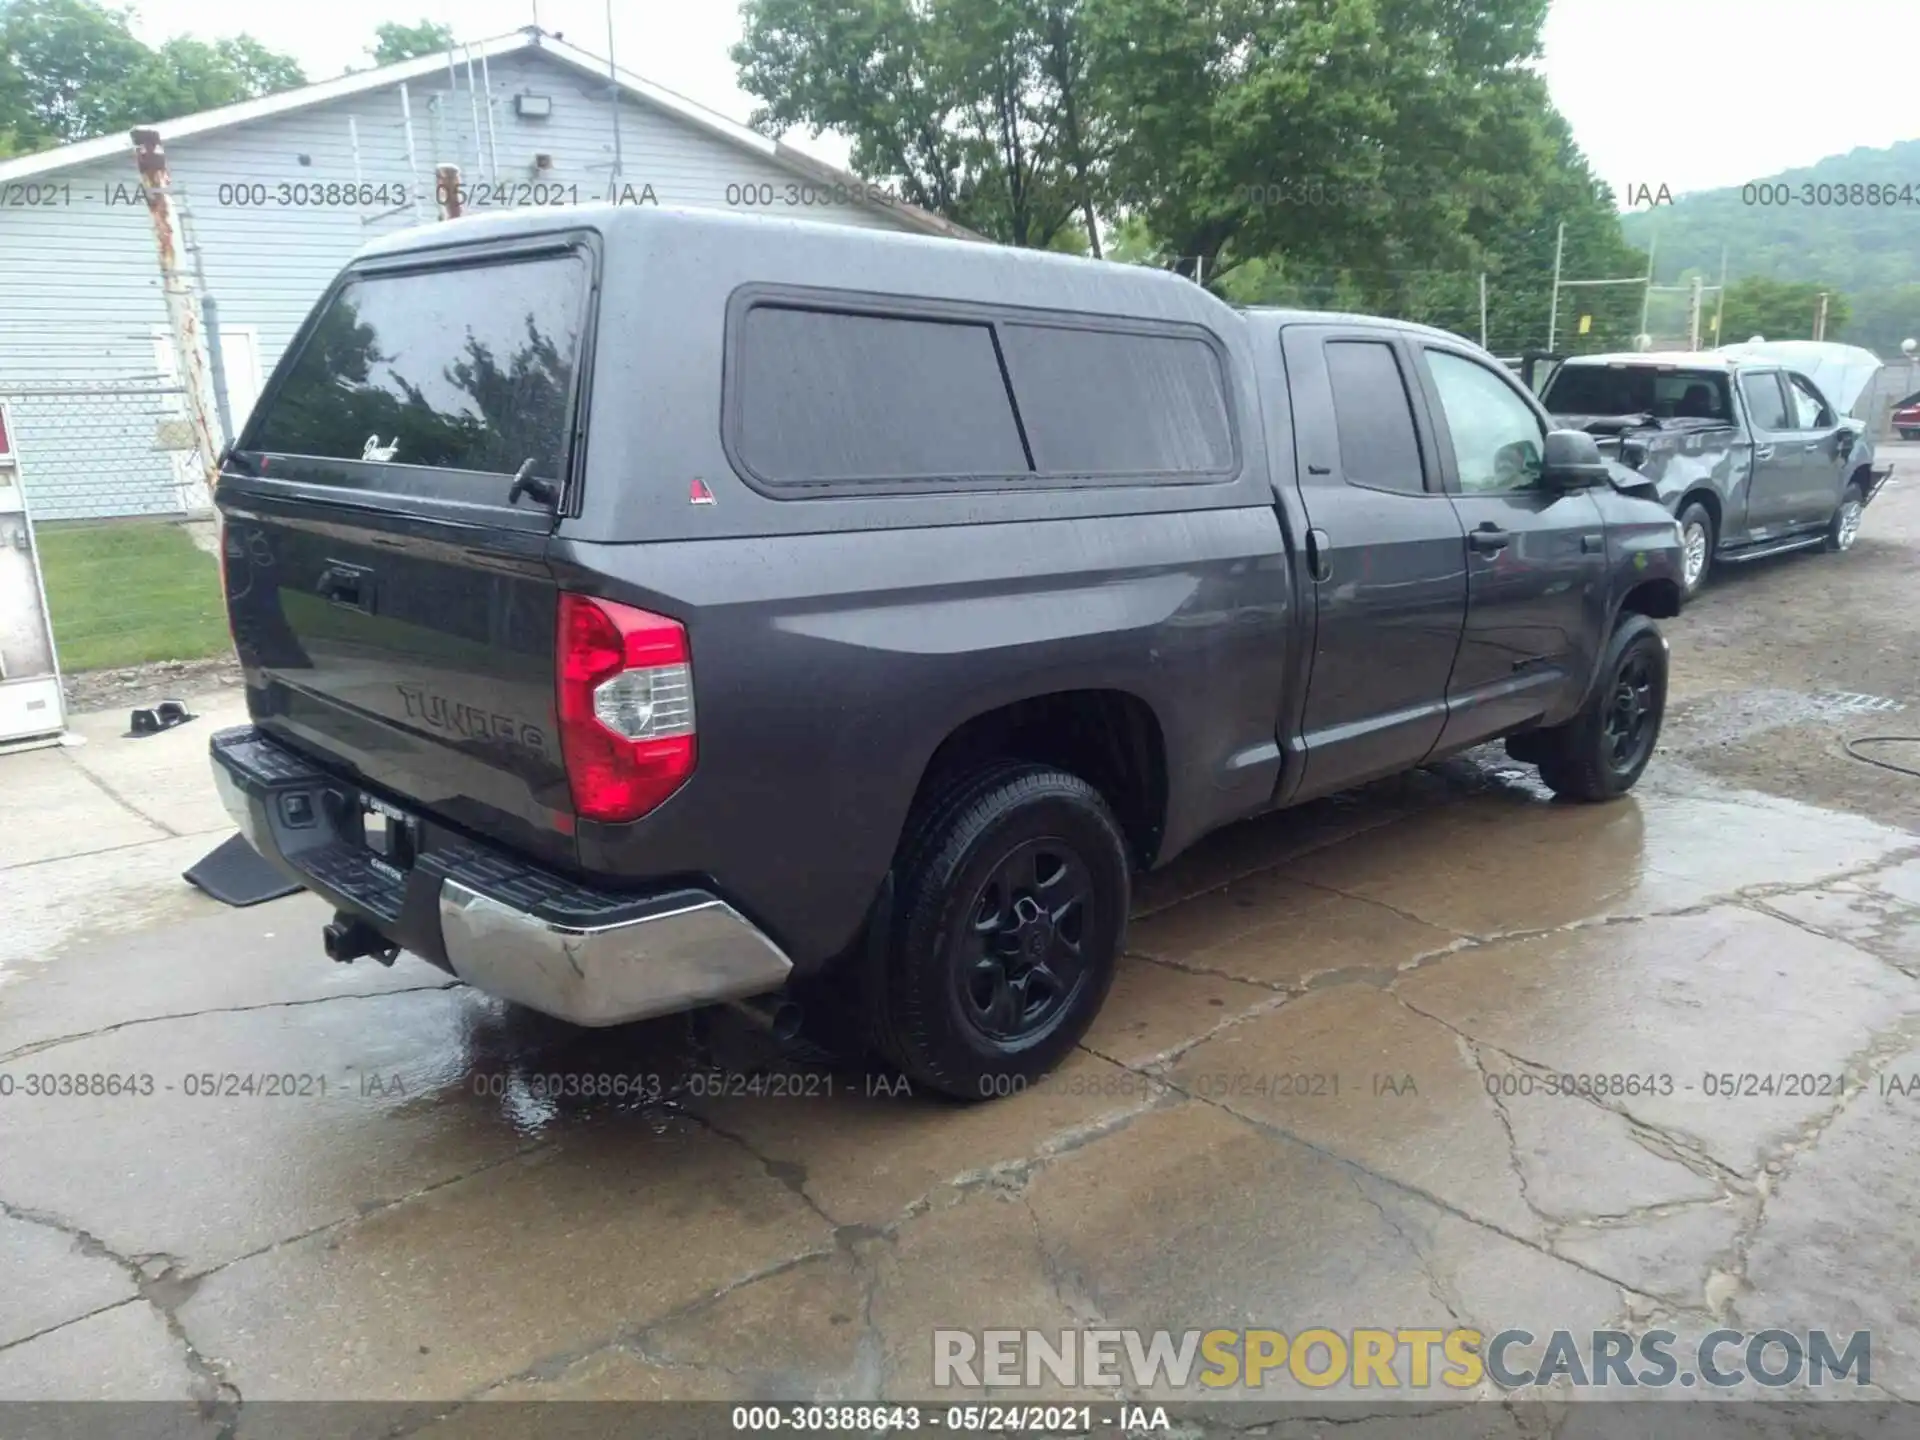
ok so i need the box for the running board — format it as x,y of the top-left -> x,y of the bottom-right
1717,534 -> 1826,564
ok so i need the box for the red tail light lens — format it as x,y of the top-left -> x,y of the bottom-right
556,592 -> 696,823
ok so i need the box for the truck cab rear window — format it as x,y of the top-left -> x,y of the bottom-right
248,253 -> 588,483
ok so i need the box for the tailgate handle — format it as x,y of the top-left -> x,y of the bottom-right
317,563 -> 374,613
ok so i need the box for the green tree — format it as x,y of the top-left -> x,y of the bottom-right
368,20 -> 455,66
1718,276 -> 1852,344
1089,0 -> 1569,290
733,0 -> 1106,251
0,0 -> 304,151
731,0 -> 1641,357
1845,284 -> 1920,358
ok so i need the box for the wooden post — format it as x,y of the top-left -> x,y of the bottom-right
436,163 -> 463,220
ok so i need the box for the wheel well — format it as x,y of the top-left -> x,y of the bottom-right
1620,578 -> 1681,620
1678,488 -> 1721,535
1848,464 -> 1873,495
911,690 -> 1169,868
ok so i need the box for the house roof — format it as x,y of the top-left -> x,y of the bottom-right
0,27 -> 977,241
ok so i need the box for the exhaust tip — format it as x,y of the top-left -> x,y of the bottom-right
728,995 -> 803,1042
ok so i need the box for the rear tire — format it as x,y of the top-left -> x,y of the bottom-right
1899,428 -> 1918,441
1533,614 -> 1668,803
866,763 -> 1130,1101
1825,481 -> 1865,552
1677,501 -> 1715,599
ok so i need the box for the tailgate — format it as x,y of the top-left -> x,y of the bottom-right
218,235 -> 596,870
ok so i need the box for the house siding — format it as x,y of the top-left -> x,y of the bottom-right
0,45 -> 915,519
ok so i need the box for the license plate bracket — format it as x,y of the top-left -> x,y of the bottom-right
358,793 -> 419,874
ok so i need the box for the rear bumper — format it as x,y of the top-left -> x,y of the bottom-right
209,726 -> 793,1026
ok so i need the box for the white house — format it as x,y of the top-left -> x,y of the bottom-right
0,26 -> 968,520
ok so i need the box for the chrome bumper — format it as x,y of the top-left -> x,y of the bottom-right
209,726 -> 793,1028
437,882 -> 793,1027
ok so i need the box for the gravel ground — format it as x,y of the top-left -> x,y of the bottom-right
1660,441 -> 1920,831
62,654 -> 243,718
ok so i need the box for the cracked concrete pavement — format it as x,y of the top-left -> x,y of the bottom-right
5,460 -> 1920,1430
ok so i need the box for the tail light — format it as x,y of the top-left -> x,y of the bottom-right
555,592 -> 696,823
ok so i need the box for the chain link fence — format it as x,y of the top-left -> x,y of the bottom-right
0,378 -> 201,520
1,378 -> 229,678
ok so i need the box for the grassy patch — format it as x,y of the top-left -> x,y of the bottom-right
37,521 -> 231,672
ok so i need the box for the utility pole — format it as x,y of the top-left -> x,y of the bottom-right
1687,275 -> 1704,351
1479,272 -> 1488,348
1546,221 -> 1565,352
1713,246 -> 1728,348
605,0 -> 625,200
1814,291 -> 1830,342
1639,233 -> 1657,338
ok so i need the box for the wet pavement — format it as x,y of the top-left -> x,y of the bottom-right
5,467 -> 1920,1427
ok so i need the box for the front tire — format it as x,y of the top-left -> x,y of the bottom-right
1825,481 -> 1865,552
1534,614 -> 1668,802
1677,501 -> 1715,599
867,763 -> 1130,1100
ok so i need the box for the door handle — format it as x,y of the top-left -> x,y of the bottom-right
1305,528 -> 1333,583
1469,525 -> 1511,553
317,563 -> 373,612
1580,532 -> 1603,553
1754,445 -> 1775,461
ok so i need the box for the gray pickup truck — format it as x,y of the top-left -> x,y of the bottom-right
1540,350 -> 1889,598
209,206 -> 1684,1098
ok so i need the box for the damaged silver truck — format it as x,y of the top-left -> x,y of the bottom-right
1535,344 -> 1890,598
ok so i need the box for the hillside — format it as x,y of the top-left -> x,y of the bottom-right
1619,140 -> 1920,356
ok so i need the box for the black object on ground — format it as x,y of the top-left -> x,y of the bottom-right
184,832 -> 303,906
128,699 -> 196,738
1846,734 -> 1920,779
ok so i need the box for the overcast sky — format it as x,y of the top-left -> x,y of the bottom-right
119,0 -> 1919,204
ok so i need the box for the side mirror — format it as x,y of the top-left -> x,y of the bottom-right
1540,428 -> 1609,490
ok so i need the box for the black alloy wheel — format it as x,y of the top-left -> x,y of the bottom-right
1602,647 -> 1660,776
865,762 -> 1130,1099
1534,613 -> 1668,802
954,839 -> 1093,1044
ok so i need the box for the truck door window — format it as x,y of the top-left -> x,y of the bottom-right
1740,372 -> 1792,431
1324,340 -> 1425,494
1784,373 -> 1834,429
1423,350 -> 1544,494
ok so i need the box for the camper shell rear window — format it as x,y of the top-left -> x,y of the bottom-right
242,239 -> 594,504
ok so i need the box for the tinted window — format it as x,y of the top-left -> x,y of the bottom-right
1785,373 -> 1833,429
1543,365 -> 1731,420
250,253 -> 587,480
735,307 -> 1027,484
1424,350 -> 1544,494
1324,340 -> 1424,493
999,323 -> 1233,476
1741,372 -> 1791,430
